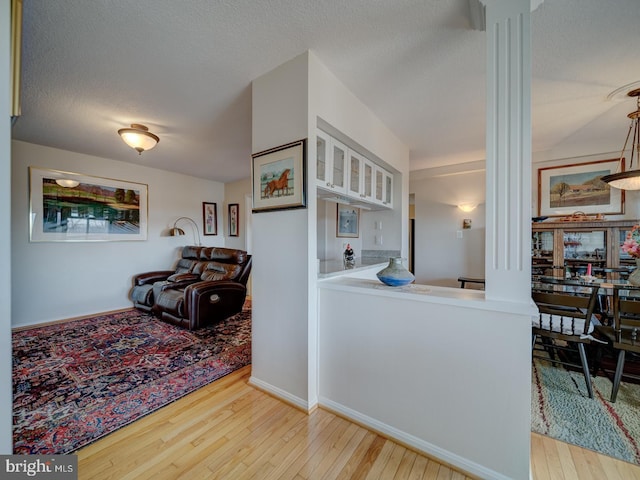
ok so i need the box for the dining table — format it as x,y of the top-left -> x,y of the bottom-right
532,275 -> 640,325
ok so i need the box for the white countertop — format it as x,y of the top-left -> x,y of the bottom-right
318,259 -> 387,278
318,275 -> 537,316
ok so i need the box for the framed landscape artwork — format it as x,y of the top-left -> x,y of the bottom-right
29,167 -> 148,242
252,139 -> 306,213
336,205 -> 359,238
537,158 -> 625,217
228,203 -> 239,237
203,202 -> 218,235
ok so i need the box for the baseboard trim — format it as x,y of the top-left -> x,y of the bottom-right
248,376 -> 315,413
319,396 -> 512,480
12,307 -> 135,331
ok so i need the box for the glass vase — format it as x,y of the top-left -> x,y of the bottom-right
629,258 -> 640,286
376,257 -> 415,287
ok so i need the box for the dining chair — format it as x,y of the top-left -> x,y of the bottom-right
532,284 -> 600,398
595,287 -> 640,402
457,276 -> 485,289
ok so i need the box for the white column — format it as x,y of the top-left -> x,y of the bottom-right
0,0 -> 13,454
481,0 -> 536,303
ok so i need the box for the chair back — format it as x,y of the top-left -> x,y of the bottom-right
612,288 -> 640,344
532,286 -> 599,336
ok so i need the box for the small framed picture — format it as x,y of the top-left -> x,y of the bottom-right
202,202 -> 217,235
336,205 -> 359,238
228,203 -> 239,237
252,139 -> 306,213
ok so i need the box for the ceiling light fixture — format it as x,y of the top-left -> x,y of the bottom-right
55,179 -> 79,188
118,123 -> 159,155
602,88 -> 640,190
170,217 -> 201,246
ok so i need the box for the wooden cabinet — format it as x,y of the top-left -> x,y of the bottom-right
531,220 -> 638,279
317,129 -> 393,209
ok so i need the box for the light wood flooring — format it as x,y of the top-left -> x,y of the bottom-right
76,366 -> 640,480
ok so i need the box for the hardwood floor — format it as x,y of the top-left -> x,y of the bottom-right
76,366 -> 640,480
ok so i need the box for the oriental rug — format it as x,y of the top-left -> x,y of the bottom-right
12,305 -> 251,455
531,358 -> 640,466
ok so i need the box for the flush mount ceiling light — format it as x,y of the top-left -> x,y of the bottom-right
602,88 -> 640,190
55,179 -> 79,188
118,123 -> 159,155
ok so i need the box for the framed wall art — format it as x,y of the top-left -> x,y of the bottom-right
202,202 -> 218,235
252,139 -> 306,213
537,158 -> 624,217
336,205 -> 359,238
228,203 -> 239,237
29,167 -> 148,242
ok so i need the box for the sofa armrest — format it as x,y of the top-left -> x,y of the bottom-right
134,270 -> 175,286
184,281 -> 247,327
167,272 -> 200,283
159,276 -> 202,291
186,280 -> 246,298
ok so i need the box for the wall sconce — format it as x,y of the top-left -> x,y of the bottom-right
55,179 -> 79,188
118,123 -> 159,155
458,203 -> 477,213
170,217 -> 201,246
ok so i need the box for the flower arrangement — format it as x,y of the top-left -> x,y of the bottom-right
622,225 -> 640,258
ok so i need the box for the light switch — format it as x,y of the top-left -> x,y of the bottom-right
456,230 -> 463,239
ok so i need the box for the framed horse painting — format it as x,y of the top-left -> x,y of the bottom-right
252,139 -> 307,213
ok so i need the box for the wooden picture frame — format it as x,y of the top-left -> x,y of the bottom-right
336,205 -> 359,238
202,202 -> 218,235
537,158 -> 625,217
29,166 -> 148,242
228,203 -> 239,237
252,139 -> 306,213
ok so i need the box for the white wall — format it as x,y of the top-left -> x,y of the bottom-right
250,52 -> 312,406
318,280 -> 532,480
223,177 -> 251,251
1,0 -> 13,454
410,152 -> 640,288
224,177 -> 252,295
311,56 -> 409,259
11,141 -> 226,327
251,50 -> 410,410
410,165 -> 486,286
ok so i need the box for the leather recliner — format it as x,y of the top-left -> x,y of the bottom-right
153,247 -> 252,330
130,245 -> 205,312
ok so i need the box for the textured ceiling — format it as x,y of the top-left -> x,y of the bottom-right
11,0 -> 640,182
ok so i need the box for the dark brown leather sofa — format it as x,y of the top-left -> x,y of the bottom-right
152,247 -> 252,330
131,245 -> 206,312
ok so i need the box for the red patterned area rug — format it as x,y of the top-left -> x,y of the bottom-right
12,305 -> 251,454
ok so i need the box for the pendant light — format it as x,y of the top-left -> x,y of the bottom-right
601,89 -> 640,190
118,123 -> 159,155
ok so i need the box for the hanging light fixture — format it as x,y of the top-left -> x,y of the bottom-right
601,88 -> 640,190
118,123 -> 159,155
